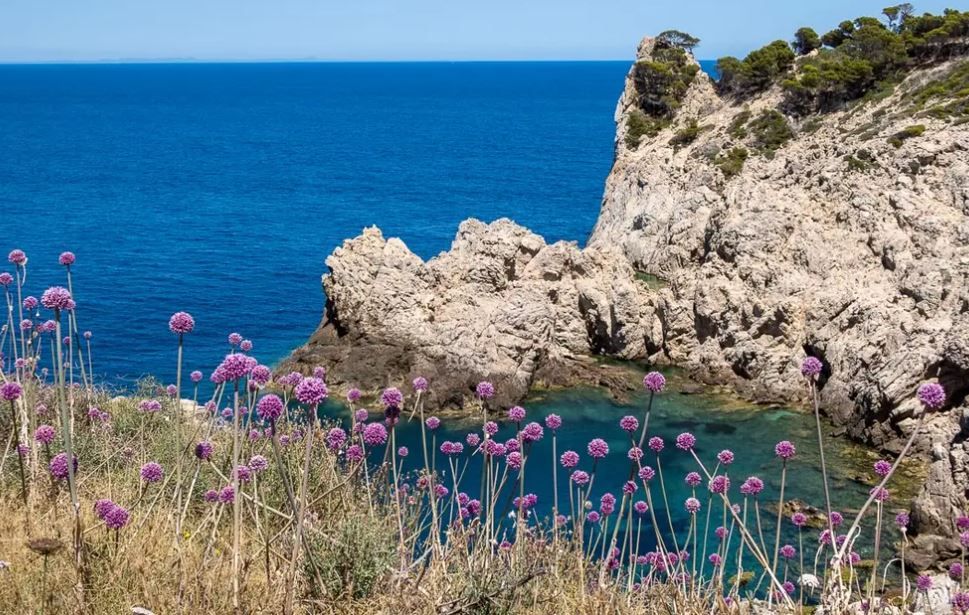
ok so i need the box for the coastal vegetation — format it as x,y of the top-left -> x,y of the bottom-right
0,251 -> 959,613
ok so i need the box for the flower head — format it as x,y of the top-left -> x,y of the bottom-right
685,471 -> 702,487
195,441 -> 214,460
675,432 -> 696,451
639,465 -> 655,481
363,422 -> 388,446
780,544 -> 796,559
190,370 -> 203,383
228,333 -> 243,346
218,353 -> 253,382
740,476 -> 764,496
219,485 -> 235,503
58,251 -> 75,266
249,455 -> 268,472
792,512 -> 807,527
23,296 -> 37,310
507,406 -> 526,422
801,356 -> 823,378
35,424 -> 55,445
346,387 -> 361,402
560,450 -> 579,468
0,272 -> 12,286
412,376 -> 428,392
397,446 -> 409,457
425,416 -> 441,430
775,440 -> 796,460
104,504 -> 130,530
521,422 -> 543,442
633,500 -> 648,515
918,382 -> 946,410
874,460 -> 892,477
257,394 -> 284,422
140,461 -> 164,483
570,470 -> 589,485
234,465 -> 252,483
380,387 -> 403,408
643,371 -> 666,393
295,377 -> 328,406
708,475 -> 730,494
475,381 -> 495,399
41,286 -> 75,311
648,436 -> 664,453
895,511 -> 910,531
8,249 -> 26,265
466,433 -> 480,448
917,575 -> 933,592
1,382 -> 23,401
168,312 -> 195,334
326,427 -> 347,450
717,449 -> 735,465
685,497 -> 701,514
545,414 -> 562,430
346,444 -> 364,462
619,415 -> 639,433
587,438 -> 609,459
239,339 -> 253,352
49,452 -> 77,480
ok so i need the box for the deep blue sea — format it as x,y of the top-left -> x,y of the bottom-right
0,62 -> 630,384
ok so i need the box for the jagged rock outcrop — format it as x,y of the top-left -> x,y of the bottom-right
283,219 -> 652,409
590,36 -> 969,564
290,35 -> 969,563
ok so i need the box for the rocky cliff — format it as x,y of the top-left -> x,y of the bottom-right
287,36 -> 969,563
591,37 -> 969,564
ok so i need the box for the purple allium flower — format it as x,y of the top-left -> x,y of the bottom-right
248,428 -> 262,442
955,592 -> 969,613
20,319 -> 32,331
0,272 -> 12,286
918,382 -> 946,410
600,493 -> 617,515
560,450 -> 579,468
830,511 -> 844,527
521,422 -> 543,442
484,421 -> 498,436
874,460 -> 892,477
1,382 -> 23,401
397,446 -> 409,458
587,438 -> 609,459
958,515 -> 969,530
49,452 -> 77,480
685,497 -> 701,514
570,470 -> 590,485
346,444 -> 364,462
83,330 -> 91,339
104,504 -> 130,530
740,476 -> 764,496
586,511 -> 601,523
619,415 -> 639,433
40,286 -> 75,311
363,422 -> 388,446
234,465 -> 252,483
58,251 -> 76,266
166,384 -> 177,398
354,409 -> 369,423
35,424 -> 55,445
780,544 -> 796,559
377,387 -> 403,409
218,353 -> 253,382
633,500 -> 648,515
195,440 -> 214,461
675,432 -> 696,451
715,526 -> 727,540
168,311 -> 195,335
466,433 -> 480,447
708,475 -> 730,494
684,471 -> 702,487
425,416 -> 440,430
792,512 -> 807,527
326,427 -> 347,451
951,563 -> 965,580
545,414 -> 562,430
717,449 -> 735,465
623,480 -> 638,495
782,581 -> 795,596
628,446 -> 643,461
801,356 -> 823,378
504,438 -> 519,453
138,399 -> 161,413
895,511 -> 910,530
203,489 -> 219,503
140,462 -> 164,483
506,451 -> 522,470
645,437 -> 663,454
709,553 -> 723,567
17,443 -> 29,457
639,465 -> 655,481
870,486 -> 890,502
295,377 -> 328,406
8,249 -> 26,265
256,394 -> 284,422
249,365 -> 271,387
917,575 -> 933,592
961,531 -> 969,548
188,370 -> 203,384
23,296 -> 38,310
434,484 -> 449,499
775,440 -> 796,460
94,498 -> 115,520
345,387 -> 361,403
227,332 -> 242,346
475,381 -> 495,399
507,406 -> 526,422
238,339 -> 253,352
219,485 -> 235,503
643,371 -> 666,393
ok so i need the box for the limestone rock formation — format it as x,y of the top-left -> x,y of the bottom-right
590,36 -> 969,564
283,219 -> 652,409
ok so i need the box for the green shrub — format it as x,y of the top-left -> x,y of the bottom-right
717,40 -> 796,97
887,123 -> 925,147
669,119 -> 705,148
727,109 -> 753,139
625,109 -> 670,149
748,109 -> 794,154
794,27 -> 821,55
715,147 -> 749,178
631,38 -> 700,120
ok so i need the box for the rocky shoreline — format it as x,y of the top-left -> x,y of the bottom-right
285,36 -> 969,566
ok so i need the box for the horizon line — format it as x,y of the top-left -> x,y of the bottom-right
0,57 -> 718,66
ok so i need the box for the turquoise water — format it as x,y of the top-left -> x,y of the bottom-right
319,383 -> 887,572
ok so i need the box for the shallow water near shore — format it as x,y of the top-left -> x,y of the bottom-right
318,382 -> 913,575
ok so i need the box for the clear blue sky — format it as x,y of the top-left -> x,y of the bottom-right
0,0 -> 960,62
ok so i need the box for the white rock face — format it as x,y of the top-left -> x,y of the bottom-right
290,36 -> 969,562
590,37 -> 969,563
284,219 -> 652,409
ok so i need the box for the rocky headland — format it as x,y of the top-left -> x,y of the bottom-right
285,32 -> 969,563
